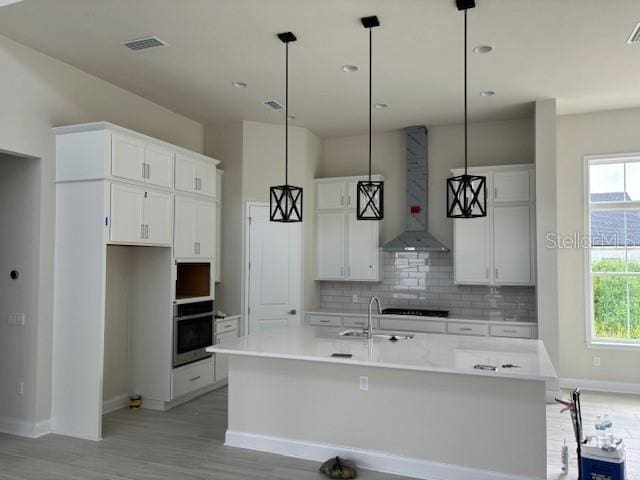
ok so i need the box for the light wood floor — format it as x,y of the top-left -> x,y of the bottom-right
0,387 -> 638,480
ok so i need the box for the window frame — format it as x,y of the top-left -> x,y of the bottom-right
584,153 -> 640,349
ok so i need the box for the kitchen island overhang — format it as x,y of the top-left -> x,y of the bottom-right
207,325 -> 557,480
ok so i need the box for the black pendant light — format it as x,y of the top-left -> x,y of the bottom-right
357,15 -> 384,221
446,0 -> 487,219
270,32 -> 303,223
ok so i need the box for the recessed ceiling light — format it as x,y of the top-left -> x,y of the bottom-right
232,81 -> 248,89
473,45 -> 494,54
374,103 -> 388,109
341,64 -> 359,72
479,90 -> 496,97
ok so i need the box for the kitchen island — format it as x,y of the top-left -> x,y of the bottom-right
207,325 -> 556,480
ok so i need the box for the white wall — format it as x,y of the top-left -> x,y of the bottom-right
557,107 -> 640,385
204,120 -> 323,315
321,118 -> 534,248
103,246 -> 132,402
0,153 -> 40,429
535,100 -> 560,397
0,33 -> 203,428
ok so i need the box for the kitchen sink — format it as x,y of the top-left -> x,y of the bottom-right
339,330 -> 415,341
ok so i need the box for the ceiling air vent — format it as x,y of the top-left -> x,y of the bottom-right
627,22 -> 640,44
263,100 -> 285,111
122,36 -> 168,51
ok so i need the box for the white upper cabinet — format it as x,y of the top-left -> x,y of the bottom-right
175,153 -> 217,198
452,165 -> 535,286
454,215 -> 490,284
317,181 -> 346,210
112,134 -> 145,183
174,196 -> 215,259
215,170 -> 223,283
110,183 -> 144,243
493,205 -> 532,285
493,170 -> 530,203
314,176 -> 383,282
316,212 -> 346,279
109,184 -> 172,246
144,190 -> 173,245
112,133 -> 174,189
144,144 -> 173,188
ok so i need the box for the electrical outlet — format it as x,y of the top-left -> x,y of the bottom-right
359,376 -> 369,391
17,381 -> 23,396
593,356 -> 601,367
7,313 -> 25,326
352,294 -> 359,303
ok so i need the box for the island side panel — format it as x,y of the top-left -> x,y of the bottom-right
227,355 -> 546,479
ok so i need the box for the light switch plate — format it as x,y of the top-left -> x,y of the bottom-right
359,376 -> 369,391
7,313 -> 25,326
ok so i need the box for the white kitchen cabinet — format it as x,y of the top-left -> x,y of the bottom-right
175,153 -> 216,198
174,196 -> 215,258
346,211 -> 379,280
110,184 -> 172,245
214,315 -> 240,383
112,133 -> 174,189
110,183 -> 144,243
144,144 -> 173,188
493,205 -> 532,285
454,215 -> 490,284
493,170 -> 530,203
316,212 -> 345,279
171,357 -> 215,400
315,176 -> 383,282
112,134 -> 145,183
452,165 -> 535,286
145,190 -> 173,245
317,181 -> 346,210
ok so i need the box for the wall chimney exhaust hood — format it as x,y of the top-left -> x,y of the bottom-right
382,126 -> 449,252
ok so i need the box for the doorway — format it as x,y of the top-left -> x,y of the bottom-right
245,203 -> 302,334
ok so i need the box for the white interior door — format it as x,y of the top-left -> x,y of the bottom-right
247,204 -> 301,334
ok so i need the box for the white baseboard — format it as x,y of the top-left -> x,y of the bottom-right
139,379 -> 228,412
102,394 -> 130,415
0,416 -> 52,438
560,377 -> 640,395
225,430 -> 541,480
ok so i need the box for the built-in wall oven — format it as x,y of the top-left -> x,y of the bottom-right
173,300 -> 215,368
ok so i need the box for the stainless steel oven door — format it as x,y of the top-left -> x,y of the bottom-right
173,311 -> 214,368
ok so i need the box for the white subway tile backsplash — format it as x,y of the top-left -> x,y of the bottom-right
319,251 -> 536,322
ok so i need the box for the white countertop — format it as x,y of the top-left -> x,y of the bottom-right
206,325 -> 556,382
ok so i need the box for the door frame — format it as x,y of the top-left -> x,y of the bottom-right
242,201 -> 304,336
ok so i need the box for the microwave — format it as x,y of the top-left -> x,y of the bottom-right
175,261 -> 212,301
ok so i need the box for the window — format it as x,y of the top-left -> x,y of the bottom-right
586,155 -> 640,345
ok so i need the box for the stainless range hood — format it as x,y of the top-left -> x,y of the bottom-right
382,126 -> 449,252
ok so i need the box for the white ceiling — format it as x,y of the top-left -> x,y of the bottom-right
0,0 -> 639,137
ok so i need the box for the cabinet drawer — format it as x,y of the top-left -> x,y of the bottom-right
172,358 -> 214,399
379,318 -> 445,334
490,325 -> 534,339
343,316 -> 377,329
447,323 -> 488,336
308,314 -> 342,327
216,329 -> 238,344
215,318 -> 238,335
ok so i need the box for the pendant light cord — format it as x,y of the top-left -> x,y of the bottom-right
464,9 -> 468,175
285,40 -> 289,185
368,27 -> 372,183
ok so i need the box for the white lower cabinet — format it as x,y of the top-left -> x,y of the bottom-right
171,357 -> 215,400
490,324 -> 535,339
447,322 -> 489,336
214,316 -> 240,382
110,184 -> 172,246
308,314 -> 342,327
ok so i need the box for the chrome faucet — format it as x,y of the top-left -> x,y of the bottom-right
365,296 -> 383,339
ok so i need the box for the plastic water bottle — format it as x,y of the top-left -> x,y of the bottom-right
561,439 -> 569,474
